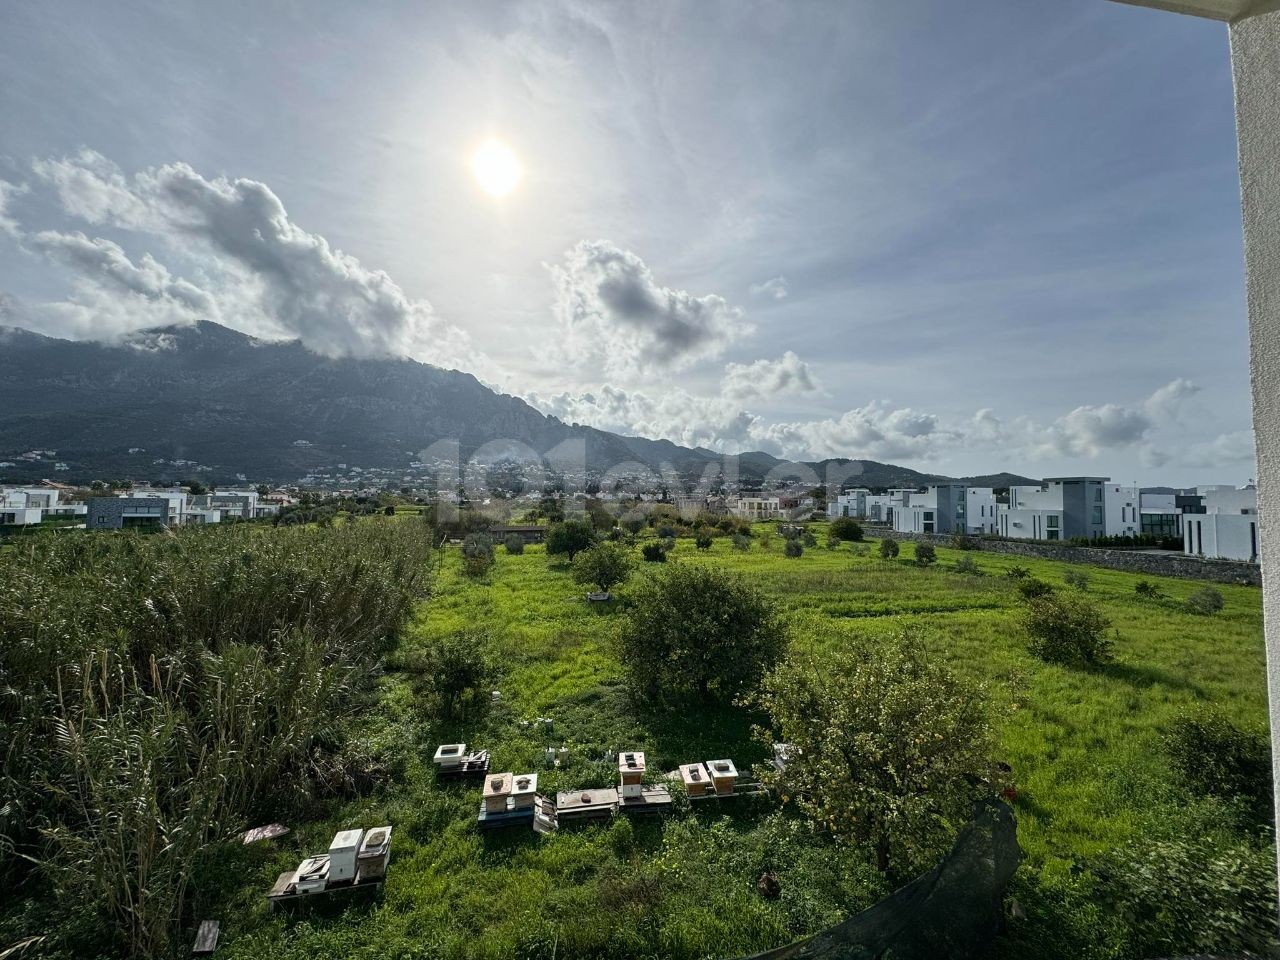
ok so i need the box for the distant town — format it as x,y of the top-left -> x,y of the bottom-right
1,467 -> 1259,564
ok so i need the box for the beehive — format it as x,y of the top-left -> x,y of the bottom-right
433,743 -> 466,769
327,829 -> 363,883
679,762 -> 712,797
618,751 -> 646,799
706,758 -> 738,795
511,773 -> 538,810
483,772 -> 514,813
357,826 -> 392,879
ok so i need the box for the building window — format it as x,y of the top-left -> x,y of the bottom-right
1047,515 -> 1059,529
1091,506 -> 1103,525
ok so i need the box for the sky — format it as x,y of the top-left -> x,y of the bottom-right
0,0 -> 1256,486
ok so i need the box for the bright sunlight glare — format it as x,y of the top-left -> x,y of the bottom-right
471,138 -> 523,198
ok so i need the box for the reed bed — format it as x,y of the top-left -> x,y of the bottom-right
0,519 -> 432,957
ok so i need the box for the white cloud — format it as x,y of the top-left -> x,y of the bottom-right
0,179 -> 27,238
25,150 -> 483,370
748,275 -> 789,300
721,351 -> 822,401
548,239 -> 750,378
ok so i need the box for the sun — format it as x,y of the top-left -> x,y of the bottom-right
471,138 -> 523,198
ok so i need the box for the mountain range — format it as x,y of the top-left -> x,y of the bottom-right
0,322 -> 1036,490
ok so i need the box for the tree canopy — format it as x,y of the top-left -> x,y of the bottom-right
572,542 -> 633,593
545,519 -> 595,562
618,563 -> 786,702
754,630 -> 993,875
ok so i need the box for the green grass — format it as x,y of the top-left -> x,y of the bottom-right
196,526 -> 1268,960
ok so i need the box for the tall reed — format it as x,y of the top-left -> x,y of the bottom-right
0,519 -> 432,957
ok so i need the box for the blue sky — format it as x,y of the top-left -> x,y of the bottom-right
0,0 -> 1255,484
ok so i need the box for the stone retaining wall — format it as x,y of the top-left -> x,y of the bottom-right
875,530 -> 1261,586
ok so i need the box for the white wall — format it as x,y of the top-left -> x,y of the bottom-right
1104,483 -> 1141,537
1184,513 -> 1259,561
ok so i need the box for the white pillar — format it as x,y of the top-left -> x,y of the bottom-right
1232,8 -> 1280,861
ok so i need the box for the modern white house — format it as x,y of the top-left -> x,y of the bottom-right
1139,491 -> 1183,540
998,477 -> 1109,541
827,488 -> 871,519
1182,485 -> 1259,561
892,484 -> 997,536
730,496 -> 784,521
1103,483 -> 1142,538
0,492 -> 42,526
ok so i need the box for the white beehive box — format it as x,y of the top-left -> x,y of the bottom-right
328,829 -> 364,883
357,826 -> 392,879
706,758 -> 738,795
618,751 -> 646,798
680,762 -> 711,797
293,854 -> 330,894
434,743 -> 467,769
511,773 -> 538,810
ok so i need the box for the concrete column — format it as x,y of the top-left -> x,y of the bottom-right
1232,9 -> 1280,864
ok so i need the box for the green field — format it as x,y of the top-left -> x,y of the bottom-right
191,526 -> 1269,960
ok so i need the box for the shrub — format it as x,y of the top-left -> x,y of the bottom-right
695,533 -> 714,551
732,533 -> 752,552
618,564 -> 786,702
953,555 -> 981,576
784,539 -> 804,559
950,533 -> 976,551
1023,593 -> 1113,665
641,542 -> 667,563
1135,580 -> 1164,600
1005,565 -> 1030,580
546,519 -> 594,562
878,538 -> 899,559
802,529 -> 817,547
503,533 -> 525,555
1100,832 -> 1278,956
754,630 -> 992,875
1063,569 -> 1089,591
914,542 -> 936,566
1016,577 -> 1054,600
1185,587 -> 1225,616
1164,709 -> 1271,804
461,532 -> 495,577
383,504 -> 396,516
656,524 -> 677,539
572,542 -> 633,593
830,517 -> 864,542
401,627 -> 497,723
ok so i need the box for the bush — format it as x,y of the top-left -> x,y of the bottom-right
1023,592 -> 1113,665
1186,587 -> 1225,616
950,533 -> 976,551
401,627 -> 497,723
1063,569 -> 1089,591
1005,565 -> 1030,580
572,542 -> 633,593
504,533 -> 525,555
732,533 -> 752,552
1135,580 -> 1164,600
1100,832 -> 1278,956
784,539 -> 804,559
656,524 -> 677,539
830,517 -> 864,542
1016,577 -> 1054,600
695,533 -> 713,551
618,564 -> 787,702
641,542 -> 667,563
953,555 -> 981,576
1164,709 -> 1271,804
461,532 -> 495,577
546,519 -> 595,562
914,542 -> 936,566
754,630 -> 992,875
878,538 -> 899,559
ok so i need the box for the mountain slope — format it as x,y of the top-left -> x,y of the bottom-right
0,322 -> 1036,488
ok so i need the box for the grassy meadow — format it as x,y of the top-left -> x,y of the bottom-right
156,523 -> 1271,960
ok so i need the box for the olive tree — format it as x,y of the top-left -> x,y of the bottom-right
546,519 -> 595,562
618,564 -> 786,702
830,517 -> 864,542
572,542 -> 633,593
754,630 -> 993,875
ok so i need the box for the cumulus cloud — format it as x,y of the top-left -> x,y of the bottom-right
759,402 -> 955,462
23,149 -> 481,369
721,351 -> 822,401
0,179 -> 27,238
748,275 -> 789,300
548,239 -> 750,377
